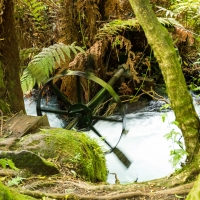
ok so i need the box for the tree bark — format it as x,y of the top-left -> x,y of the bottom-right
0,0 -> 25,114
128,0 -> 200,161
186,174 -> 200,200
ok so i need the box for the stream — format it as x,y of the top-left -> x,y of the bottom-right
24,93 -> 200,184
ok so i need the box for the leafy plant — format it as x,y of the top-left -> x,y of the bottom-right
20,0 -> 47,30
95,17 -> 182,40
161,106 -> 187,168
170,0 -> 200,29
164,124 -> 187,168
7,176 -> 24,187
95,18 -> 140,39
169,149 -> 188,168
158,0 -> 200,31
20,42 -> 85,93
156,6 -> 176,18
0,158 -> 19,171
157,17 -> 183,27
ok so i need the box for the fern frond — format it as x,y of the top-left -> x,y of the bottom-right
95,19 -> 139,39
20,48 -> 39,61
156,6 -> 176,18
22,0 -> 46,30
20,69 -> 36,93
158,17 -> 183,27
20,43 -> 85,93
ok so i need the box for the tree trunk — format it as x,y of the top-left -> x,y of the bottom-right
0,0 -> 25,114
186,174 -> 200,200
128,0 -> 200,162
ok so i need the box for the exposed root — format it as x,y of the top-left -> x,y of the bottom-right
19,181 -> 193,199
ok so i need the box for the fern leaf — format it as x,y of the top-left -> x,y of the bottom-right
20,43 -> 85,93
48,45 -> 61,65
54,44 -> 66,63
95,18 -> 139,39
20,69 -> 36,93
158,17 -> 183,27
69,45 -> 78,55
60,45 -> 71,59
74,46 -> 86,54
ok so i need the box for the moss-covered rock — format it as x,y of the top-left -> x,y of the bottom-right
0,150 -> 59,175
13,128 -> 107,182
0,182 -> 36,200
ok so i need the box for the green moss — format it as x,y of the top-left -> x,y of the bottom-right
41,129 -> 108,182
0,151 -> 59,175
186,175 -> 200,200
15,128 -> 107,182
0,182 -> 36,200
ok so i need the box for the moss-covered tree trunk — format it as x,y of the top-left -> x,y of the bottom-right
186,174 -> 200,200
0,0 -> 25,114
128,0 -> 200,162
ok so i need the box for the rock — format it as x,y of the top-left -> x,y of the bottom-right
0,150 -> 59,175
11,128 -> 107,182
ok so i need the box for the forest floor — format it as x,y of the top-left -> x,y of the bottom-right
1,166 -> 192,200
18,173 -> 192,200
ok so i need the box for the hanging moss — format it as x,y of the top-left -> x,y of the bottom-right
13,128 -> 107,182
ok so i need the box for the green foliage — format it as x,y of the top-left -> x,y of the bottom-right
157,17 -> 183,27
161,104 -> 187,168
164,129 -> 181,141
95,18 -> 140,39
160,103 -> 171,111
158,0 -> 200,31
188,72 -> 200,92
170,0 -> 200,29
95,17 -> 182,40
169,149 -> 188,168
164,123 -> 187,168
193,53 -> 200,65
7,176 -> 24,187
20,48 -> 39,65
21,0 -> 47,30
0,159 -> 19,171
161,113 -> 167,122
20,42 -> 85,93
157,6 -> 175,18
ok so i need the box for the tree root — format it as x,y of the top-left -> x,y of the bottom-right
19,182 -> 193,200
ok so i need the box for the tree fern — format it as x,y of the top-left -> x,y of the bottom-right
95,17 -> 181,39
157,17 -> 183,27
95,18 -> 140,39
20,42 -> 85,93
